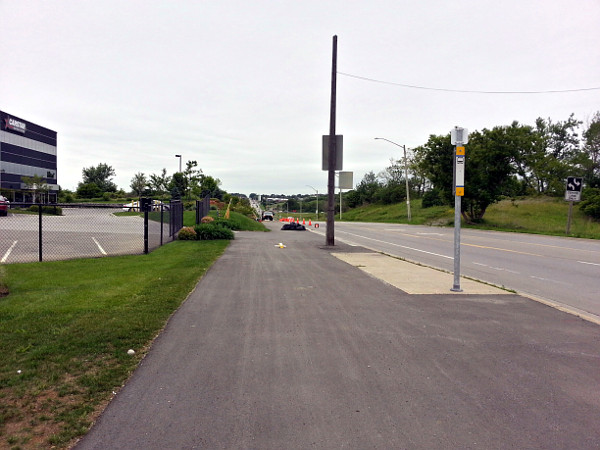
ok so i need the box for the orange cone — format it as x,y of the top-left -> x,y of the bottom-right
308,220 -> 312,226
296,218 -> 299,224
302,218 -> 305,225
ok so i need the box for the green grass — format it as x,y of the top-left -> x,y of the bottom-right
0,240 -> 229,448
339,197 -> 600,239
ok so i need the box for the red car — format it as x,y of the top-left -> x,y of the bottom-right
0,195 -> 9,216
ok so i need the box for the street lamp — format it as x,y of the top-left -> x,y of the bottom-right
175,154 -> 182,173
306,185 -> 319,219
374,137 -> 411,221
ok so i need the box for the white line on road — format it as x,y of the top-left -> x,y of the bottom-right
339,230 -> 453,259
578,261 -> 600,266
92,237 -> 107,255
472,262 -> 519,274
1,241 -> 18,263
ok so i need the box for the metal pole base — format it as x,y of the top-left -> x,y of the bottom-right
450,285 -> 463,292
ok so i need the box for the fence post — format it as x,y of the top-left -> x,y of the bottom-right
144,209 -> 149,254
160,203 -> 164,246
38,203 -> 43,262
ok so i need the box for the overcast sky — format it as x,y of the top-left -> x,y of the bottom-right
1,1 -> 599,196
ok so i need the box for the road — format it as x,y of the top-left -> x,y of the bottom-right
310,221 -> 600,318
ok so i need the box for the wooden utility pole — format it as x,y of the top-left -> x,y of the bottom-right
326,35 -> 337,246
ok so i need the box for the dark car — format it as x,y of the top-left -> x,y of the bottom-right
0,195 -> 9,216
262,211 -> 274,221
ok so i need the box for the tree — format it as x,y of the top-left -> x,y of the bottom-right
81,163 -> 117,192
76,182 -> 102,199
169,172 -> 186,199
414,128 -> 518,223
582,111 -> 600,188
130,172 -> 148,198
195,175 -> 223,199
513,115 -> 582,195
148,168 -> 171,197
345,171 -> 381,208
183,161 -> 202,200
22,174 -> 49,203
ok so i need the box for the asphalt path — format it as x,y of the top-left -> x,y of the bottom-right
309,222 -> 600,318
76,223 -> 600,449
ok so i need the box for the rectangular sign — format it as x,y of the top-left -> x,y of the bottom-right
322,135 -> 343,171
338,171 -> 353,189
565,191 -> 581,202
455,155 -> 465,196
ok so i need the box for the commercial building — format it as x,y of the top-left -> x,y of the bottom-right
0,110 -> 58,202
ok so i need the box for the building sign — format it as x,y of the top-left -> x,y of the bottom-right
4,116 -> 27,133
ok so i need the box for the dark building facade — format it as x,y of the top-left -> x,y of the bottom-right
0,110 -> 58,202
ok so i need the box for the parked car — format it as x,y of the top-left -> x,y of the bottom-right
262,211 -> 274,221
0,195 -> 9,216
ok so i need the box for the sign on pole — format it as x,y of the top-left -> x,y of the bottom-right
565,176 -> 583,202
451,128 -> 468,292
322,135 -> 343,171
451,127 -> 469,145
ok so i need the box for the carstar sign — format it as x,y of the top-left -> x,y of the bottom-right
4,116 -> 27,133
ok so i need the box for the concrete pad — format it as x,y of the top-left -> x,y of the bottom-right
331,252 -> 510,295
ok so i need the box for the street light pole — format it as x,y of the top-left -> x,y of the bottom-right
374,137 -> 411,221
175,154 -> 182,173
306,185 -> 319,219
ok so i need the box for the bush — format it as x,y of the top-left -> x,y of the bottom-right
177,227 -> 197,240
200,216 -> 214,224
28,205 -> 63,215
580,188 -> 600,220
422,188 -> 446,208
193,223 -> 235,240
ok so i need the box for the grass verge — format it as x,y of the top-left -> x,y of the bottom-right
340,197 -> 600,239
0,240 -> 229,448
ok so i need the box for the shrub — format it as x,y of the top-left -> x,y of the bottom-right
193,223 -> 234,240
28,205 -> 63,215
422,188 -> 446,208
177,227 -> 197,240
580,188 -> 600,220
201,215 -> 214,224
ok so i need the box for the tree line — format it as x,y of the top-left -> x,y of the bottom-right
347,112 -> 600,223
70,160 -> 225,202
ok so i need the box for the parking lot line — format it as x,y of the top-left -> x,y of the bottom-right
92,237 -> 107,255
2,241 -> 18,263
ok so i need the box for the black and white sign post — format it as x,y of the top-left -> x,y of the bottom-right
450,127 -> 468,292
565,176 -> 583,235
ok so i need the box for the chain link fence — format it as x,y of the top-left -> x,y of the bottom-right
0,200 -> 183,264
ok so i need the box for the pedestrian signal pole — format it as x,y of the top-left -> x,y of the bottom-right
451,127 -> 468,292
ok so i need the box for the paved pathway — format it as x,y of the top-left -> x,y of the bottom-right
76,223 -> 600,449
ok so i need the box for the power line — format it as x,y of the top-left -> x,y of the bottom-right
337,71 -> 600,94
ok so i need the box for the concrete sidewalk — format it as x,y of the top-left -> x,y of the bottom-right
76,222 -> 600,449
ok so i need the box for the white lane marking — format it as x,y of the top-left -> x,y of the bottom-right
92,237 -> 107,255
416,232 -> 445,236
578,261 -> 600,266
1,241 -> 18,263
339,230 -> 453,259
472,262 -> 519,274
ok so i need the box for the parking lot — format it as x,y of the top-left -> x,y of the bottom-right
0,207 -> 170,263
